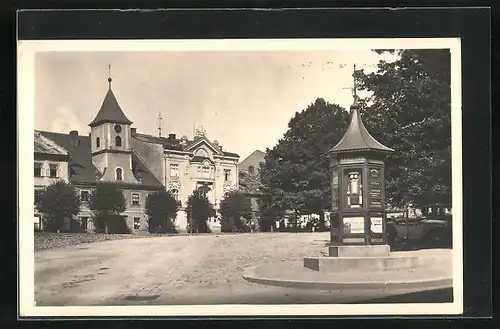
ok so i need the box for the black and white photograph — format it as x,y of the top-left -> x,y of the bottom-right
18,37 -> 462,317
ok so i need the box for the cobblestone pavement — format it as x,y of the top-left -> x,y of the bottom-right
34,232 -> 453,306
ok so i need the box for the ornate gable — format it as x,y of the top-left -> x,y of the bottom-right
185,137 -> 223,156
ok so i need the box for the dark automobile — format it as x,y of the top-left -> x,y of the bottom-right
386,203 -> 452,249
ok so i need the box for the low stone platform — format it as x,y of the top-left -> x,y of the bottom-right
243,260 -> 452,291
242,249 -> 453,291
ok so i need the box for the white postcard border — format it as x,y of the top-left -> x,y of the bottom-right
18,37 -> 463,317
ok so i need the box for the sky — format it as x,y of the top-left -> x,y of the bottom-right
35,50 -> 398,160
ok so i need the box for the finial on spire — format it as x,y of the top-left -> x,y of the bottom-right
108,64 -> 112,88
352,63 -> 358,99
158,111 -> 163,137
342,63 -> 361,109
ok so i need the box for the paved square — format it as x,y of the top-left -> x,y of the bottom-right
35,232 -> 452,305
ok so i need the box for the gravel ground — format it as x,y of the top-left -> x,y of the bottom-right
34,232 -> 152,252
33,232 -> 453,307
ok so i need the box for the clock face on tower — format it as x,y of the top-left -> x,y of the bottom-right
114,124 -> 122,133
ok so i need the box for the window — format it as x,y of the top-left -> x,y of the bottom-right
224,169 -> 231,182
81,217 -> 89,230
116,168 -> 123,180
131,192 -> 140,206
80,190 -> 90,203
170,164 -> 179,177
114,124 -> 122,133
34,163 -> 42,177
96,137 -> 100,148
170,189 -> 179,201
134,217 -> 141,230
34,215 -> 42,231
248,165 -> 255,174
202,165 -> 210,176
34,190 -> 42,204
49,164 -> 58,178
198,185 -> 211,197
115,136 -> 122,147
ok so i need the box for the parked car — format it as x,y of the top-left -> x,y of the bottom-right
386,204 -> 452,249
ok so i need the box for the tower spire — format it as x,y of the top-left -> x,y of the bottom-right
108,64 -> 112,89
158,111 -> 163,137
352,63 -> 358,100
341,63 -> 361,111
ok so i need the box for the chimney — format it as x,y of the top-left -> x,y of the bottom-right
219,145 -> 223,151
131,128 -> 137,135
69,130 -> 79,147
168,133 -> 176,140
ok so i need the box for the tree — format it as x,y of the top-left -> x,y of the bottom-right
356,49 -> 451,207
89,182 -> 127,233
259,98 -> 350,228
186,189 -> 215,233
145,190 -> 179,233
36,181 -> 81,232
219,190 -> 253,232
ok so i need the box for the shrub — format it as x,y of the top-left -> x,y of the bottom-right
186,189 -> 215,233
36,181 -> 81,233
89,182 -> 127,233
219,191 -> 253,232
145,190 -> 179,233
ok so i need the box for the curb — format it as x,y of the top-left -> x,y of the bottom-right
242,266 -> 453,291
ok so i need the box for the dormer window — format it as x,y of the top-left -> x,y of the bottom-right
96,137 -> 100,148
115,136 -> 122,147
248,165 -> 255,174
114,124 -> 122,133
116,168 -> 123,180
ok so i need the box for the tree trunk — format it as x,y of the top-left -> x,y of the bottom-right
319,211 -> 326,231
294,209 -> 298,232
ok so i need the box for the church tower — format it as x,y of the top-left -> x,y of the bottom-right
89,68 -> 138,184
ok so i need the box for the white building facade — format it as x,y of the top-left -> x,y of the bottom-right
132,128 -> 240,232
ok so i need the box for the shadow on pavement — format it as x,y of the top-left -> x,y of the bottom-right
356,288 -> 453,304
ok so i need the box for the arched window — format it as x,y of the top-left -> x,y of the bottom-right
115,136 -> 122,147
170,189 -> 179,201
96,137 -> 100,148
198,185 -> 211,197
116,168 -> 123,180
248,165 -> 255,173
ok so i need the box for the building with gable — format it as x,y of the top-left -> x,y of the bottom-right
34,131 -> 71,231
238,150 -> 266,227
34,75 -> 239,233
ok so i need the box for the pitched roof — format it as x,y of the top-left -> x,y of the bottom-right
34,131 -> 69,156
37,131 -> 162,188
133,133 -> 240,158
328,105 -> 394,154
89,86 -> 133,127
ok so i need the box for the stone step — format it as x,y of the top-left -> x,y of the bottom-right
328,244 -> 390,257
304,255 -> 419,272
